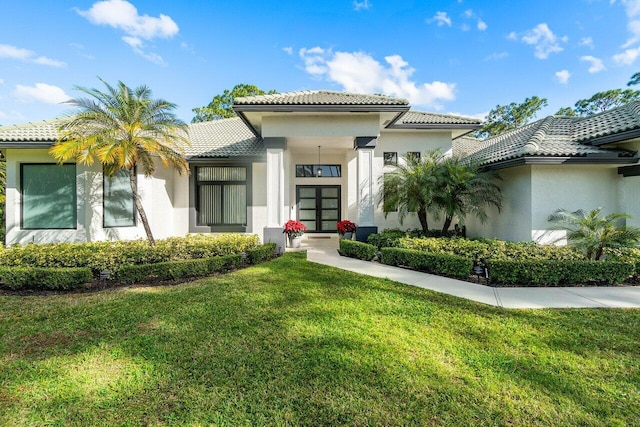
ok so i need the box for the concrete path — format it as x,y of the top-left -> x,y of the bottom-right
294,235 -> 640,309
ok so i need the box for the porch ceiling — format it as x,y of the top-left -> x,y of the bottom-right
285,136 -> 354,150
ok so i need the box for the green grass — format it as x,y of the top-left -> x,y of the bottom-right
1,252 -> 639,426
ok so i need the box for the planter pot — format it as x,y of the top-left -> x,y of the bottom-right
288,235 -> 303,248
339,232 -> 353,240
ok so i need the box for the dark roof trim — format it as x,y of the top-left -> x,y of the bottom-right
233,104 -> 410,114
387,123 -> 482,130
586,128 -> 640,146
0,142 -> 54,148
187,155 -> 266,163
235,111 -> 262,138
482,155 -> 639,171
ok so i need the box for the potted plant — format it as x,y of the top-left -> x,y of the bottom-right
337,219 -> 356,240
283,219 -> 307,248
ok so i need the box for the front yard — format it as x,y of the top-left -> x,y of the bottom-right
1,252 -> 639,425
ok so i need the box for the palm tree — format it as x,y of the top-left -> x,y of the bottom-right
50,79 -> 189,246
548,208 -> 640,260
378,151 -> 440,235
431,156 -> 502,234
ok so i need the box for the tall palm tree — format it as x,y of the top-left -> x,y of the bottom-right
50,79 -> 189,246
431,156 -> 502,234
378,151 -> 440,235
548,208 -> 640,260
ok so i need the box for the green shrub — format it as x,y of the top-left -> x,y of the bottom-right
0,234 -> 259,276
340,240 -> 377,261
398,237 -> 584,265
0,266 -> 92,290
367,229 -> 406,249
245,243 -> 277,264
488,259 -> 634,287
380,247 -> 472,278
117,254 -> 243,285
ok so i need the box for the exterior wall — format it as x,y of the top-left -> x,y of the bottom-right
466,166 -> 532,242
262,114 -> 379,138
5,148 -> 182,245
467,164 -> 622,243
250,162 -> 268,236
372,130 -> 452,231
620,175 -> 640,227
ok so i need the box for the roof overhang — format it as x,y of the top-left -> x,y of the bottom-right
481,155 -> 639,171
583,128 -> 640,146
233,104 -> 411,137
0,141 -> 54,148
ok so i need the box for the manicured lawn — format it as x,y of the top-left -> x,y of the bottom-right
1,252 -> 639,426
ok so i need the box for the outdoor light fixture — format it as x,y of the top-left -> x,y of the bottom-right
316,145 -> 322,177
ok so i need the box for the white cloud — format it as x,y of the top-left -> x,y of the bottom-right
298,48 -> 456,109
580,37 -> 594,49
353,0 -> 371,11
477,19 -> 487,31
507,31 -> 518,40
554,69 -> 571,84
461,24 -> 470,31
282,46 -> 293,55
484,51 -> 508,61
77,0 -> 178,65
0,43 -> 66,68
0,78 -> 4,84
427,11 -> 452,27
580,55 -> 606,73
515,23 -> 566,59
448,111 -> 488,121
613,46 -> 640,64
464,9 -> 473,18
14,83 -> 70,104
616,0 -> 640,47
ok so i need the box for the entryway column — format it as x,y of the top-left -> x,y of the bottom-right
264,138 -> 287,253
354,137 -> 378,241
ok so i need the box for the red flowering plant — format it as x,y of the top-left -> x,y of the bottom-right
337,219 -> 356,235
283,220 -> 307,238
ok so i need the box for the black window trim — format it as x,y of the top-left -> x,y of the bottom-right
195,165 -> 249,231
102,166 -> 137,229
20,162 -> 78,230
295,164 -> 342,178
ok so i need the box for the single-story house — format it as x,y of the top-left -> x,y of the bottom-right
460,101 -> 640,243
0,90 -> 481,250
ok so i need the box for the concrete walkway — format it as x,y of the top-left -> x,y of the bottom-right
294,235 -> 640,309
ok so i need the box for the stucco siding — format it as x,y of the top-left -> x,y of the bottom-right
466,166 -> 532,242
262,114 -> 380,138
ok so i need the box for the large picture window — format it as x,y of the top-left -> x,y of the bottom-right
21,163 -> 77,229
196,166 -> 247,227
104,168 -> 135,227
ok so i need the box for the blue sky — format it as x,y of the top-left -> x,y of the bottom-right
0,0 -> 638,125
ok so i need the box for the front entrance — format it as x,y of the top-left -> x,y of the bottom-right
296,185 -> 340,232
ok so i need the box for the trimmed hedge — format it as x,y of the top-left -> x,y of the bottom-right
381,247 -> 473,278
488,259 -> 634,287
0,266 -> 93,290
398,236 -> 584,264
0,234 -> 260,276
117,254 -> 243,285
246,243 -> 277,264
340,240 -> 377,261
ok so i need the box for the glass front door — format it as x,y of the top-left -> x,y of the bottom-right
296,186 -> 340,232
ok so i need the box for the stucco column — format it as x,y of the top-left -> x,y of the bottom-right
266,147 -> 285,227
354,137 -> 378,241
356,147 -> 375,226
263,138 -> 287,253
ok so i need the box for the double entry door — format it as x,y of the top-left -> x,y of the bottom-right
296,186 -> 340,232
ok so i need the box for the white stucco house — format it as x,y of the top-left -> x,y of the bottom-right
460,101 -> 640,243
0,91 -> 481,250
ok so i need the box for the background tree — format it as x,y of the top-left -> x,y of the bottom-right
0,158 -> 5,244
431,157 -> 502,234
379,151 -> 440,234
192,84 -> 277,123
628,71 -> 640,86
50,79 -> 189,246
475,96 -> 547,138
556,89 -> 640,117
548,208 -> 640,260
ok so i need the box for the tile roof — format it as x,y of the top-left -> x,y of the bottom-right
464,116 -> 636,167
572,100 -> 640,143
398,111 -> 481,126
185,117 -> 263,158
0,119 -> 64,142
234,90 -> 409,106
452,136 -> 484,157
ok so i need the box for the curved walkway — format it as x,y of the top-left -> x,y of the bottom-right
296,236 -> 640,309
